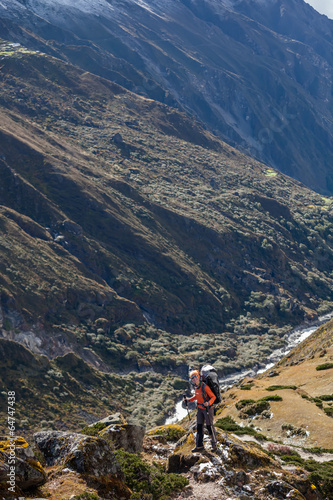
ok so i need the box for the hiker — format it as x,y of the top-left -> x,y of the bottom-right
184,369 -> 217,452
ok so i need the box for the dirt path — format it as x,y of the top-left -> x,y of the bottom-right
173,477 -> 229,499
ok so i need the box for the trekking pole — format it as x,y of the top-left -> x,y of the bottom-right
183,394 -> 191,422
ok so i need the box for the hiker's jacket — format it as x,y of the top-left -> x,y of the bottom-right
188,383 -> 216,409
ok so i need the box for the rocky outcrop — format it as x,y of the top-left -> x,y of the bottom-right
99,424 -> 145,454
34,431 -> 121,477
0,436 -> 47,493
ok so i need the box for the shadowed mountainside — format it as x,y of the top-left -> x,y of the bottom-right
0,46 -> 332,430
0,0 -> 332,193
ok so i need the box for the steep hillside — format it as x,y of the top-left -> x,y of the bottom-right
0,47 -> 333,335
0,0 -> 332,193
0,46 -> 333,429
219,317 -> 333,449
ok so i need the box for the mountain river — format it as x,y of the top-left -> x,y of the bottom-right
165,312 -> 333,424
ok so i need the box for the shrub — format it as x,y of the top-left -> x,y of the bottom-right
266,385 -> 297,391
114,450 -> 188,499
215,416 -> 267,440
281,456 -> 333,499
236,399 -> 270,417
259,395 -> 283,402
319,395 -> 333,401
148,425 -> 186,442
235,399 -> 255,410
316,363 -> 333,371
240,384 -> 254,390
81,422 -> 109,436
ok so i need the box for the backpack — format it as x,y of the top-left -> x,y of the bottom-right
200,364 -> 221,405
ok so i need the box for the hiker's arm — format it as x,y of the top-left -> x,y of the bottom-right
204,385 -> 216,406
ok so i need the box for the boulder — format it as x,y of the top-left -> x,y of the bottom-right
34,431 -> 121,478
99,424 -> 145,453
167,453 -> 200,473
92,413 -> 125,427
265,480 -> 306,499
0,437 -> 47,491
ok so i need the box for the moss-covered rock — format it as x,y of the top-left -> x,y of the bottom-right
0,436 -> 47,490
34,431 -> 121,476
98,423 -> 145,453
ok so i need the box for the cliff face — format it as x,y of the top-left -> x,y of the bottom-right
0,0 -> 332,193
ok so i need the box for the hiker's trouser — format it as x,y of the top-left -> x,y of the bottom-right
196,407 -> 216,447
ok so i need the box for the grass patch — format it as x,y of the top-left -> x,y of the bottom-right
316,363 -> 333,371
259,395 -> 283,402
319,395 -> 333,401
215,416 -> 267,440
114,449 -> 188,499
266,385 -> 297,391
240,383 -> 254,390
235,399 -> 255,410
324,407 -> 333,417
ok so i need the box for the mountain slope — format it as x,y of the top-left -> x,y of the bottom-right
0,45 -> 332,433
219,317 -> 333,448
0,0 -> 332,193
0,47 -> 333,340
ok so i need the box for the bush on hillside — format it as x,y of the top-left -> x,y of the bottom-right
114,449 -> 188,499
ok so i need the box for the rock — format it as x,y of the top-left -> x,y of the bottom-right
265,480 -> 306,499
34,431 -> 122,477
112,133 -> 123,144
167,453 -> 200,473
60,219 -> 83,235
0,437 -> 47,491
90,412 -> 126,426
221,433 -> 277,469
99,423 -> 145,453
230,470 -> 248,486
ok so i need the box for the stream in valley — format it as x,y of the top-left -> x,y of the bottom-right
165,312 -> 333,424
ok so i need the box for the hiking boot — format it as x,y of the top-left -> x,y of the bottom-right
191,446 -> 204,453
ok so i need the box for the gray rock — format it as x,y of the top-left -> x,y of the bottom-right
0,437 -> 46,491
99,423 -> 145,453
91,412 -> 124,426
265,480 -> 298,499
34,431 -> 122,478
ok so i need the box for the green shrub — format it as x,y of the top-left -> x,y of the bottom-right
259,395 -> 283,402
215,416 -> 267,440
324,407 -> 333,417
240,384 -> 254,390
280,454 -> 304,465
281,456 -> 333,499
238,400 -> 270,417
235,399 -> 255,410
81,422 -> 109,436
148,425 -> 186,442
316,363 -> 333,371
319,395 -> 333,401
114,450 -> 188,499
266,385 -> 297,391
